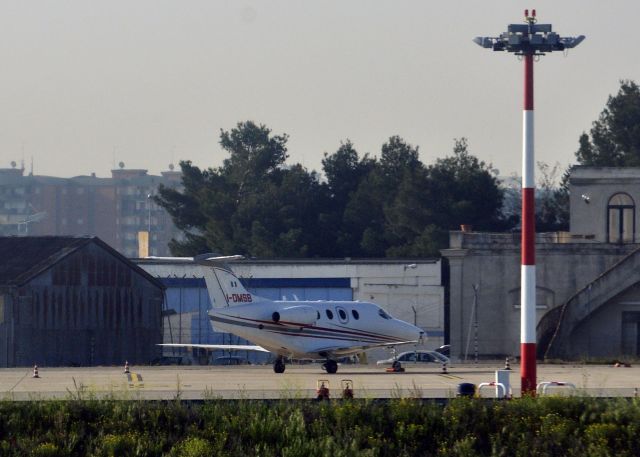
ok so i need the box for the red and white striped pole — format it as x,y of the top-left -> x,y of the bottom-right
474,7 -> 584,396
521,51 -> 536,395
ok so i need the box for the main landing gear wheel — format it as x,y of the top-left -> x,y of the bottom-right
274,358 -> 286,374
322,359 -> 338,374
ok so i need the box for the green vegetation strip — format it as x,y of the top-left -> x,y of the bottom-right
2,397 -> 640,456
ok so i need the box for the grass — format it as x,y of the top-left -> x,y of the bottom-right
1,396 -> 640,456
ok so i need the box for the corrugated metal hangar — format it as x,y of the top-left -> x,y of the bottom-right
137,258 -> 444,364
0,236 -> 164,367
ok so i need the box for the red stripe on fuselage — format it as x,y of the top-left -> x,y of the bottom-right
211,312 -> 399,342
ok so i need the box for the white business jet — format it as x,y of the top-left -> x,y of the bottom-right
156,254 -> 426,374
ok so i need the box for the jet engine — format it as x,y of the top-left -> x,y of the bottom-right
271,306 -> 318,326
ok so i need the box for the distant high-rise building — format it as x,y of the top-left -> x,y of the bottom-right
0,162 -> 183,257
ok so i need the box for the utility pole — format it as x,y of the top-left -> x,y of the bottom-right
472,284 -> 479,364
474,10 -> 584,395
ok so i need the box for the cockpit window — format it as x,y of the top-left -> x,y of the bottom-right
326,309 -> 334,320
378,309 -> 391,320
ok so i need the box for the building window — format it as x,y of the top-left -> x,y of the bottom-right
607,193 -> 635,243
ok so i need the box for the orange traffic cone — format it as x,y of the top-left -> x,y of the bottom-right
124,361 -> 130,374
32,364 -> 39,378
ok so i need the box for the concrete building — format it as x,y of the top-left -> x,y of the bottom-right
0,236 -> 164,367
136,258 -> 444,364
0,163 -> 182,258
569,167 -> 639,243
442,167 -> 640,361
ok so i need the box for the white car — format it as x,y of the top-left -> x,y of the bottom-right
376,350 -> 450,366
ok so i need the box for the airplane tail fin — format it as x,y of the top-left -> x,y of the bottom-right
194,254 -> 262,308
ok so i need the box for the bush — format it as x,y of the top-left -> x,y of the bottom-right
0,397 -> 639,456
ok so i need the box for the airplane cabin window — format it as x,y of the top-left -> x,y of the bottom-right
351,309 -> 360,320
338,308 -> 347,320
378,309 -> 391,320
326,309 -> 334,320
317,311 -> 321,319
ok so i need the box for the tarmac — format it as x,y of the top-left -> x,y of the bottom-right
1,362 -> 639,400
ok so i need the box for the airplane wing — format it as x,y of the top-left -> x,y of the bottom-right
158,343 -> 270,352
380,340 -> 421,347
314,340 -> 420,356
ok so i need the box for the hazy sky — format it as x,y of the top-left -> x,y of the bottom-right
2,1 -> 639,180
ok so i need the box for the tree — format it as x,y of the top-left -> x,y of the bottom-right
341,172 -> 387,256
154,161 -> 212,256
576,80 -> 640,166
322,141 -> 376,256
384,138 -> 507,257
340,136 -> 424,257
379,135 -> 422,188
427,138 -> 505,231
156,121 -> 331,257
535,162 -> 570,232
322,141 -> 374,209
158,125 -> 508,259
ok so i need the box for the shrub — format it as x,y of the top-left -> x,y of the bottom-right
0,397 -> 639,456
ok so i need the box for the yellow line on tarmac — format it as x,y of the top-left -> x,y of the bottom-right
438,373 -> 463,379
126,372 -> 145,388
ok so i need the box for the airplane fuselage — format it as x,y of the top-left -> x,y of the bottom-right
153,255 -> 427,374
209,299 -> 424,359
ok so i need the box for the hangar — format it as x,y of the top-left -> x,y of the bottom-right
442,167 -> 640,361
0,236 -> 164,367
137,258 -> 444,363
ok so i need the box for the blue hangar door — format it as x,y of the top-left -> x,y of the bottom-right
242,277 -> 352,301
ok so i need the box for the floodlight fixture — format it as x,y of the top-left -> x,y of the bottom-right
473,10 -> 585,55
474,10 -> 584,396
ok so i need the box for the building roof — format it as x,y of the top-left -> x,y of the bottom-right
0,236 -> 165,288
570,166 -> 640,181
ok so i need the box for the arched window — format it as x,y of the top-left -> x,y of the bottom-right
608,193 -> 635,243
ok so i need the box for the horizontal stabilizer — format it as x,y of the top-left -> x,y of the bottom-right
158,343 -> 269,352
145,254 -> 245,264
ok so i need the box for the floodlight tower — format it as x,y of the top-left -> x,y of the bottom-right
474,10 -> 584,395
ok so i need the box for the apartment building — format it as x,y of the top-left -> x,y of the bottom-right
0,162 -> 182,257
